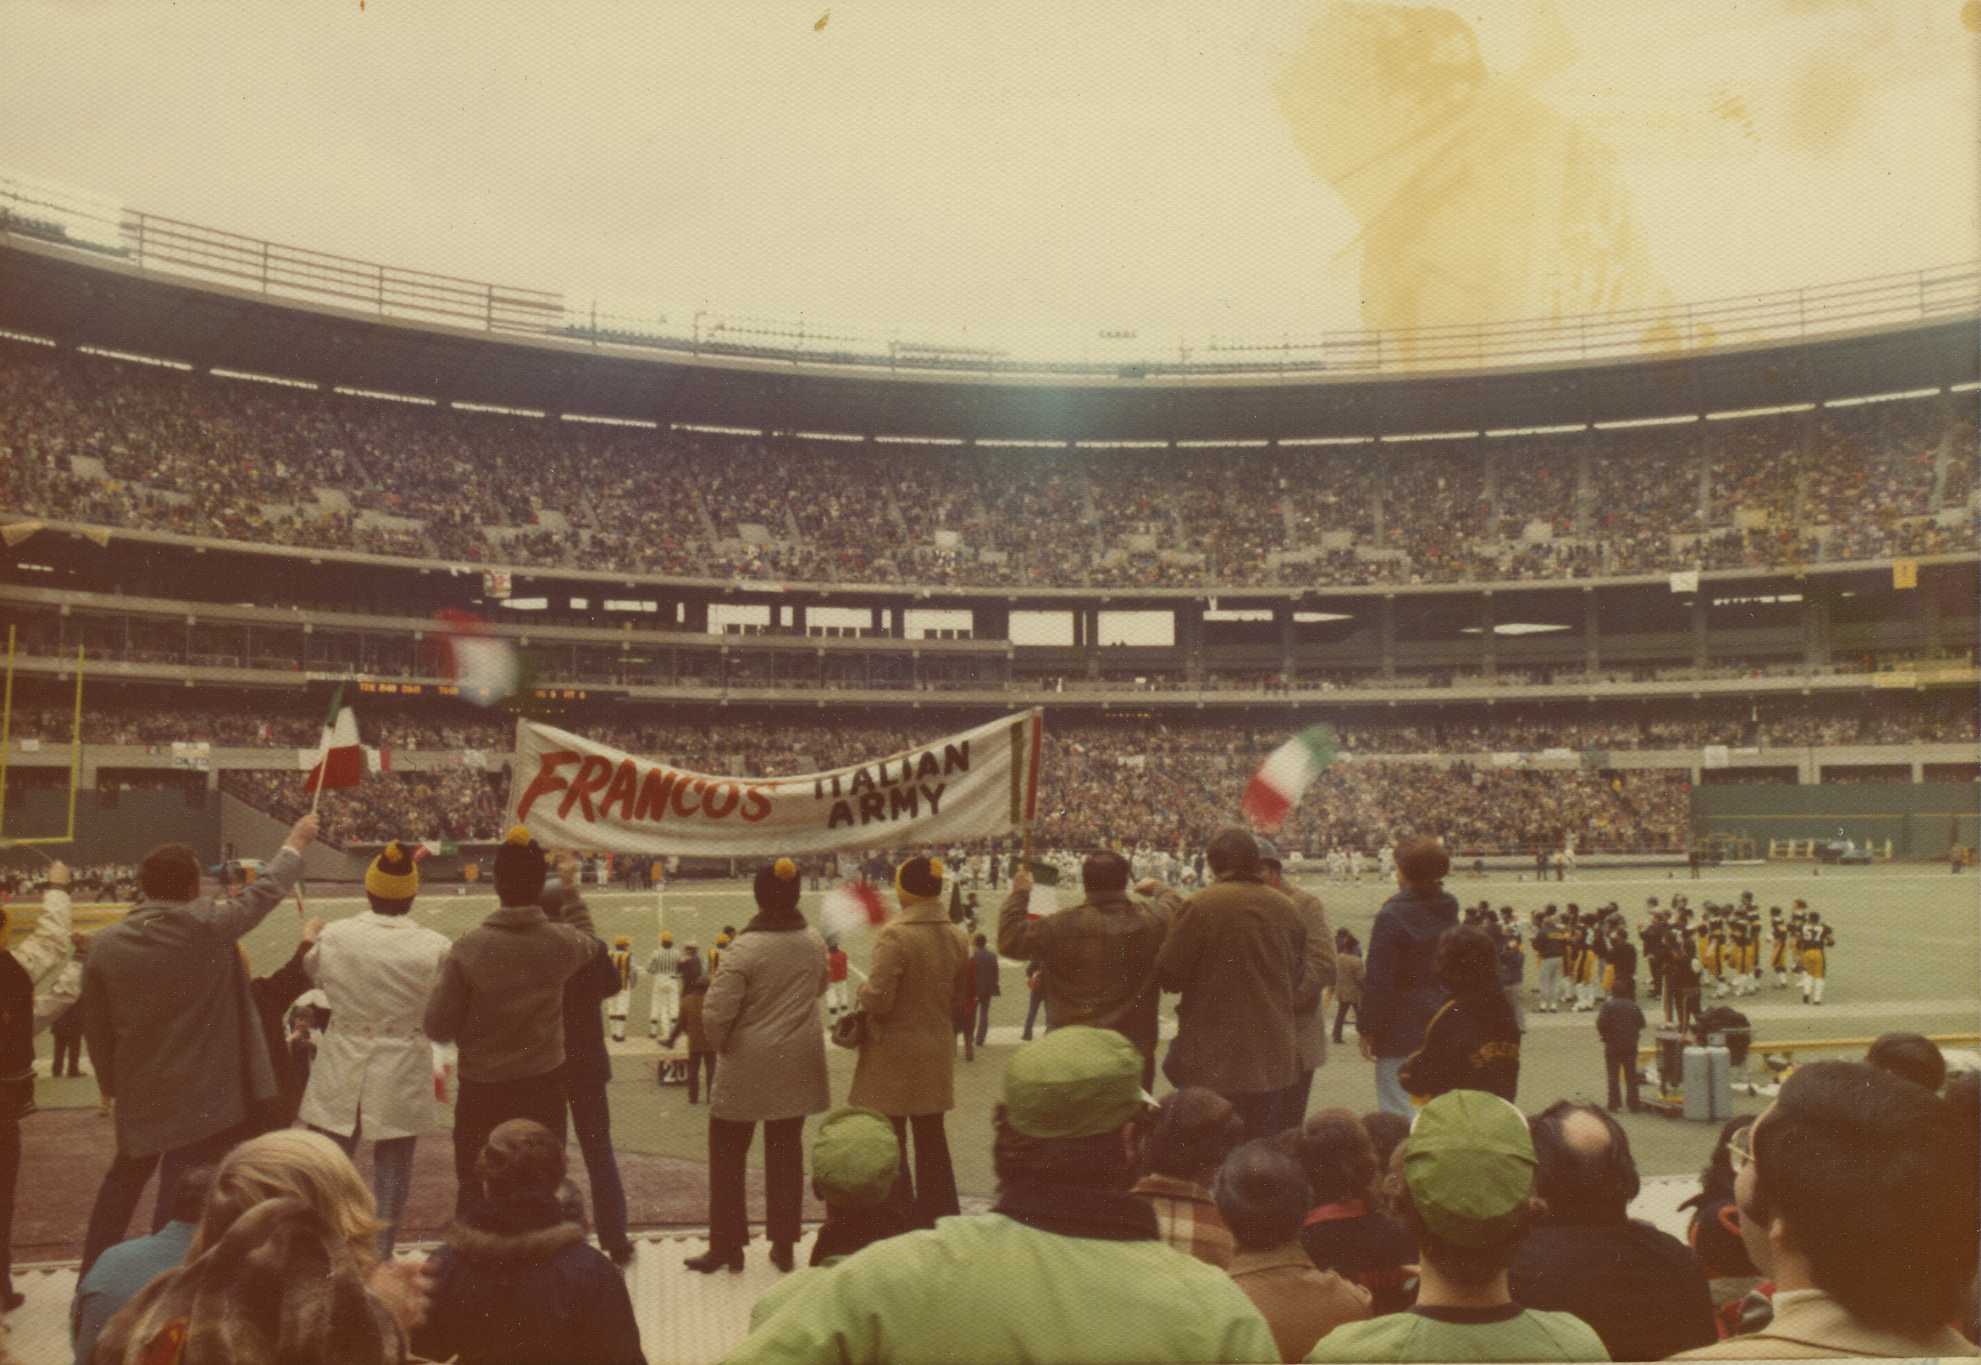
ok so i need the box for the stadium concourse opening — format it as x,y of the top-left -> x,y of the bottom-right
2,171 -> 1979,1365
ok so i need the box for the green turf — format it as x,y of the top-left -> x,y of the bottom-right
28,864 -> 1981,1201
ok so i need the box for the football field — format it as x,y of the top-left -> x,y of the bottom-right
27,863 -> 1981,1197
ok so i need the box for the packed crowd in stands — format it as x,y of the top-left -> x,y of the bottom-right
8,692 -> 1975,761
4,345 -> 1972,591
6,827 -> 1977,1364
221,768 -> 508,848
199,719 -> 1696,853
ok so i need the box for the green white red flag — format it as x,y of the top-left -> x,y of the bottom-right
1242,725 -> 1339,833
301,685 -> 390,794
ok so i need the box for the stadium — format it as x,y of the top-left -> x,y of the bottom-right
1,4 -> 1978,1361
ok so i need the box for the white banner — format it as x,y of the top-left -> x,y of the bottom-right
1669,569 -> 1700,593
508,711 -> 1045,856
1702,744 -> 1731,770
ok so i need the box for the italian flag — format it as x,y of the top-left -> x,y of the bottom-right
436,609 -> 526,707
303,686 -> 389,794
821,880 -> 889,941
1241,725 -> 1339,833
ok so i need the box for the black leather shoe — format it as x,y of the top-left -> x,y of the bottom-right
684,1247 -> 744,1274
770,1242 -> 795,1272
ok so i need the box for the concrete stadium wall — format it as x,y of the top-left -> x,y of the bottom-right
1694,782 -> 1981,859
218,793 -> 369,882
0,786 -> 220,870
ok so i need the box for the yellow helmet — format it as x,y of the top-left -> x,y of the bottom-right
659,931 -> 674,946
614,936 -> 631,949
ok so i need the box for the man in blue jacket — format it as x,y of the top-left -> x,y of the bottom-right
1359,836 -> 1459,1116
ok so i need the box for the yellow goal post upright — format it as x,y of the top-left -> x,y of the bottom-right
0,623 -> 86,849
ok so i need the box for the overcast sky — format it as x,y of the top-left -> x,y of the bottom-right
2,0 -> 1973,349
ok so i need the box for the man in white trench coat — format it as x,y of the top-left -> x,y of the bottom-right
296,841 -> 452,1256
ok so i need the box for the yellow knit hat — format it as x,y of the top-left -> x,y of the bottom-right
365,841 -> 420,902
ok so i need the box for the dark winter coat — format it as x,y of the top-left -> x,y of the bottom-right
82,846 -> 304,1157
423,903 -> 595,1084
1397,990 -> 1522,1103
1510,1216 -> 1718,1361
1155,875 -> 1315,1097
1596,996 -> 1647,1055
1360,885 -> 1460,1058
545,881 -> 618,1091
413,1198 -> 647,1365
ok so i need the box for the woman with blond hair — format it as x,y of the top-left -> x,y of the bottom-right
92,1129 -> 433,1365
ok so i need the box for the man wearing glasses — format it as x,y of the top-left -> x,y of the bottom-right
1673,1060 -> 1978,1358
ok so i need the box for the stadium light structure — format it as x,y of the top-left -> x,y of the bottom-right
334,385 -> 436,405
453,400 -> 546,418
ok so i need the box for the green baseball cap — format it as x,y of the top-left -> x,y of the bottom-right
1003,1027 -> 1147,1139
810,1107 -> 900,1208
1402,1090 -> 1537,1248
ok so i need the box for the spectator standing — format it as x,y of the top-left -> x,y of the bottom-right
1307,1090 -> 1610,1363
91,1129 -> 431,1365
70,1164 -> 213,1365
748,1107 -> 911,1329
729,1027 -> 1280,1364
1130,1088 -> 1245,1269
1019,958 -> 1045,1041
412,1119 -> 645,1365
3,859 -> 75,1313
247,920 -> 321,1131
297,841 -> 452,1258
848,855 -> 970,1230
996,851 -> 1169,1086
542,857 -> 635,1265
1672,1062 -> 1981,1359
1259,840 -> 1337,1130
690,859 -> 831,1274
823,939 -> 850,1018
1155,827 -> 1315,1139
1290,1109 -> 1419,1316
1595,979 -> 1647,1112
665,975 -> 715,1102
424,827 -> 595,1219
1331,931 -> 1363,1044
48,938 -> 86,1078
951,945 -> 978,1062
969,933 -> 1000,1047
1217,1140 -> 1372,1362
1510,1102 -> 1718,1361
1397,925 -> 1521,1104
1496,922 -> 1526,1033
1360,836 -> 1460,1116
77,817 -> 315,1279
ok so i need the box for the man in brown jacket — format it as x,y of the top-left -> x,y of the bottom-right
1259,839 -> 1335,1131
1216,1140 -> 1371,1361
424,827 -> 595,1218
848,855 -> 970,1229
1154,827 -> 1318,1141
997,850 -> 1170,1087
